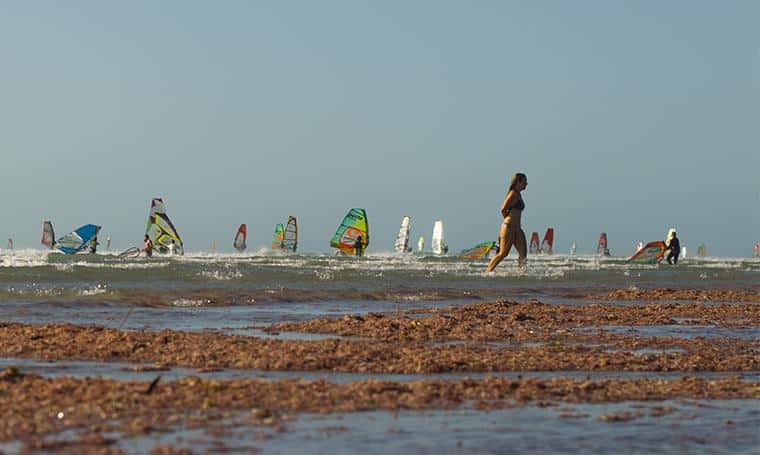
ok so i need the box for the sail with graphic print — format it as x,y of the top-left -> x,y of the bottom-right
529,232 -> 540,254
233,224 -> 247,252
596,232 -> 610,256
458,241 -> 496,260
754,243 -> 760,258
330,208 -> 368,255
394,216 -> 411,253
41,221 -> 55,249
283,216 -> 298,252
540,228 -> 554,254
628,241 -> 666,264
271,224 -> 284,250
431,220 -> 448,255
146,198 -> 184,255
54,224 -> 102,254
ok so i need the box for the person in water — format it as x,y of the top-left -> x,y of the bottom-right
666,231 -> 681,264
142,235 -> 153,257
88,236 -> 98,254
486,173 -> 528,272
354,234 -> 364,257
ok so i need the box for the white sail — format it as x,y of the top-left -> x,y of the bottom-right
431,220 -> 447,255
394,216 -> 411,253
417,236 -> 425,252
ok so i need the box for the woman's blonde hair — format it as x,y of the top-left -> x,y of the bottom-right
509,173 -> 527,191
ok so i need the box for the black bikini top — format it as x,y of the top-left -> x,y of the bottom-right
507,193 -> 525,212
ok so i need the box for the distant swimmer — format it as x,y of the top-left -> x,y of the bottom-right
666,231 -> 680,265
142,235 -> 153,257
486,172 -> 528,272
354,234 -> 364,257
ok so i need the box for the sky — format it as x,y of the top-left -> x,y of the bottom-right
1,1 -> 758,256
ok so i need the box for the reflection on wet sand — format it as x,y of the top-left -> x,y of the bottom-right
1,293 -> 758,453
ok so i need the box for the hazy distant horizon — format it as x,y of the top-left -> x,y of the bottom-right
1,2 -> 758,256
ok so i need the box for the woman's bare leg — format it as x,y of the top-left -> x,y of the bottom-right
486,224 -> 514,272
515,228 -> 527,268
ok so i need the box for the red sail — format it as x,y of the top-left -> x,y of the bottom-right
541,228 -> 554,254
529,232 -> 540,254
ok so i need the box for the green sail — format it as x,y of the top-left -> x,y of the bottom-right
330,208 -> 368,255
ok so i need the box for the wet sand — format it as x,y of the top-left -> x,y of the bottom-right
2,370 -> 758,448
1,292 -> 758,453
586,288 -> 760,302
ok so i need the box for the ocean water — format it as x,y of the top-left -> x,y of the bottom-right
1,249 -> 758,453
0,249 -> 758,331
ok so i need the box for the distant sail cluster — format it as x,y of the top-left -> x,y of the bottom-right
14,199 -> 746,260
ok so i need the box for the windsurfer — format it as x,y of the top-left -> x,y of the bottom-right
88,236 -> 99,254
142,235 -> 153,258
666,231 -> 680,265
354,235 -> 364,257
486,173 -> 528,272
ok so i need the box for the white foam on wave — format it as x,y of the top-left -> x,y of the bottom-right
171,298 -> 209,307
1,249 -> 757,276
198,270 -> 243,281
0,249 -> 50,268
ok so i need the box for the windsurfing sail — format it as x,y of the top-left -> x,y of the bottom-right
529,232 -> 540,254
666,228 -> 676,247
431,220 -> 448,255
145,198 -> 184,255
106,236 -> 111,250
627,241 -> 666,264
458,241 -> 496,260
233,224 -> 247,252
41,221 -> 55,249
754,243 -> 760,258
635,241 -> 644,252
6,239 -> 12,250
55,224 -> 101,254
697,244 -> 706,257
283,216 -> 298,252
118,247 -> 140,258
540,228 -> 554,255
271,224 -> 284,249
210,240 -> 218,252
596,232 -> 610,256
330,208 -> 369,255
417,236 -> 425,253
394,216 -> 411,253
570,242 -> 577,255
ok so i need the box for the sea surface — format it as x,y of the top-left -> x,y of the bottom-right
1,248 -> 758,331
1,249 -> 758,453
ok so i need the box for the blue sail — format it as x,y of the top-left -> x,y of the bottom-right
55,224 -> 101,254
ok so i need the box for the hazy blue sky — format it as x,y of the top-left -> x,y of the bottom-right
1,1 -> 758,255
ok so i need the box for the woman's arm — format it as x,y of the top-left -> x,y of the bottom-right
500,191 -> 517,218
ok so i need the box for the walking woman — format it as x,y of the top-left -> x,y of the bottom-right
486,173 -> 528,272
